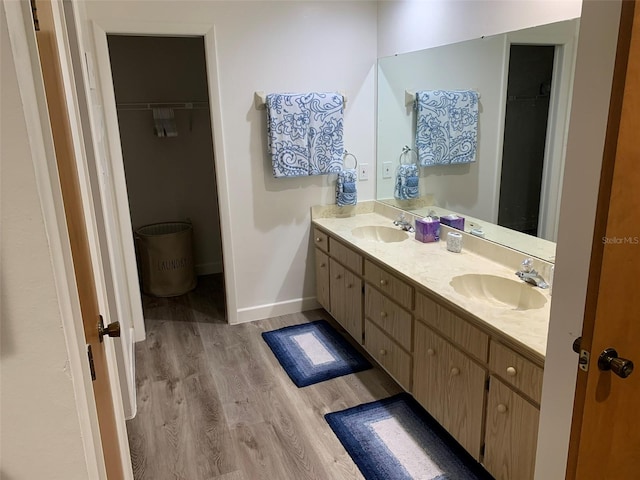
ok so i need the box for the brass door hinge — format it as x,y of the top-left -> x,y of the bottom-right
87,344 -> 96,381
31,0 -> 40,31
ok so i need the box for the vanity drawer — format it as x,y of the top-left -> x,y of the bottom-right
364,259 -> 413,310
330,238 -> 363,274
365,285 -> 412,351
313,228 -> 329,253
415,292 -> 488,362
365,319 -> 412,390
489,341 -> 544,404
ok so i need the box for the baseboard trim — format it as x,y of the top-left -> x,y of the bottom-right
195,261 -> 223,276
234,296 -> 321,324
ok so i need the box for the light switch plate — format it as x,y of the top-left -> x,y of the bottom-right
359,163 -> 369,180
382,162 -> 392,179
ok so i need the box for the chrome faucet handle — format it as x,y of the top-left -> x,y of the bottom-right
521,258 -> 534,273
394,213 -> 406,225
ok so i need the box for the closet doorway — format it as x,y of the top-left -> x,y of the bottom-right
107,34 -> 226,319
498,44 -> 556,237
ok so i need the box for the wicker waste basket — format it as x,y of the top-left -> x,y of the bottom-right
135,222 -> 196,297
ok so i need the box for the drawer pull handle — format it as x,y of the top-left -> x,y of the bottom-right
379,349 -> 387,356
380,311 -> 388,318
427,348 -> 435,356
497,404 -> 508,414
347,283 -> 352,288
335,274 -> 342,280
316,237 -> 322,242
320,263 -> 326,268
380,279 -> 388,286
451,367 -> 460,376
506,366 -> 517,377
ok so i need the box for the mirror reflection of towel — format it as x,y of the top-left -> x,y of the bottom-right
336,169 -> 357,206
394,164 -> 419,200
415,90 -> 478,166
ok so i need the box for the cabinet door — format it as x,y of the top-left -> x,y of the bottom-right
365,319 -> 412,390
484,376 -> 540,480
330,258 -> 363,342
413,321 -> 486,460
315,249 -> 330,311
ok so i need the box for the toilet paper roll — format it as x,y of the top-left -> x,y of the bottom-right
447,232 -> 463,253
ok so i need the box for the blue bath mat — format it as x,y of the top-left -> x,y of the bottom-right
261,320 -> 372,387
325,393 -> 493,480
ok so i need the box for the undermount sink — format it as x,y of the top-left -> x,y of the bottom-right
450,274 -> 547,311
351,226 -> 409,243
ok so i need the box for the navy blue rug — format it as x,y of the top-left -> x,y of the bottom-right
325,393 -> 493,480
261,320 -> 372,387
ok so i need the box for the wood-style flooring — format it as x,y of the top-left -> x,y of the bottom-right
126,274 -> 403,480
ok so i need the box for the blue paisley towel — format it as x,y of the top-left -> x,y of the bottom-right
336,169 -> 357,207
266,92 -> 344,177
394,164 -> 419,200
415,90 -> 479,166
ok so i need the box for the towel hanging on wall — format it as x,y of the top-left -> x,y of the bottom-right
153,107 -> 178,138
414,90 -> 478,166
336,151 -> 358,207
266,92 -> 344,177
394,146 -> 419,200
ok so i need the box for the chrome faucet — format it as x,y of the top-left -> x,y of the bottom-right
516,258 -> 549,289
393,213 -> 415,233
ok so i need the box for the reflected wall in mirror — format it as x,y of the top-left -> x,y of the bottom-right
376,19 -> 580,263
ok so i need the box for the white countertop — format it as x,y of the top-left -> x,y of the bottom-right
312,210 -> 551,363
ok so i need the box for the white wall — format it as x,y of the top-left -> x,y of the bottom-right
0,4 -> 88,478
82,0 -> 378,322
377,0 -> 583,57
108,35 -> 223,275
536,1 -> 622,478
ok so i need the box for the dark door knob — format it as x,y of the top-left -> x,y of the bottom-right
573,336 -> 582,354
598,348 -> 634,378
98,315 -> 121,342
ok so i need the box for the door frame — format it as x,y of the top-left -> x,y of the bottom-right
3,1 -> 126,477
493,20 -> 579,242
89,17 -> 238,324
534,1 -> 624,478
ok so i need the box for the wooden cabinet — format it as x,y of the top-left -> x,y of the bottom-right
330,237 -> 362,274
365,319 -> 412,390
416,292 -> 489,362
329,258 -> 363,341
364,285 -> 412,351
312,222 -> 545,478
489,340 -> 544,404
483,341 -> 542,480
363,263 -> 414,390
413,321 -> 486,460
313,228 -> 328,253
484,377 -> 540,480
315,249 -> 330,312
364,259 -> 413,310
313,229 -> 364,342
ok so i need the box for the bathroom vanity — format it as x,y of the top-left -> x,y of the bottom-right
311,202 -> 552,480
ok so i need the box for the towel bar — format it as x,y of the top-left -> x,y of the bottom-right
255,91 -> 348,110
116,101 -> 209,111
404,89 -> 481,106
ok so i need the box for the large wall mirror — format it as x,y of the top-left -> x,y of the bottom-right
376,19 -> 580,263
